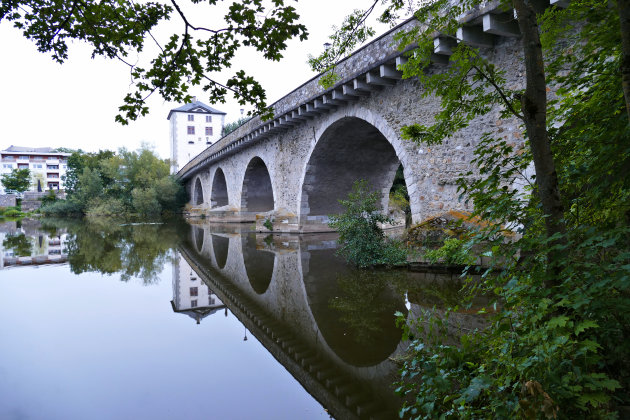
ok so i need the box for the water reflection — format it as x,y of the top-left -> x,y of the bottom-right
242,233 -> 275,294
171,254 -> 226,324
211,234 -> 229,269
305,252 -> 407,367
0,217 -> 485,419
0,219 -> 68,267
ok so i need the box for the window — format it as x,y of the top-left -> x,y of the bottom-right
190,287 -> 198,297
187,126 -> 195,135
33,164 -> 43,169
188,114 -> 194,121
18,156 -> 28,160
191,300 -> 197,308
205,127 -> 213,136
47,165 -> 59,170
2,164 -> 12,169
205,115 -> 212,123
209,297 -> 215,305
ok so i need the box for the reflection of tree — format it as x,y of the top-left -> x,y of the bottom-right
2,233 -> 32,256
42,217 -> 185,284
329,271 -> 406,346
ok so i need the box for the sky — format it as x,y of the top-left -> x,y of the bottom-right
0,1 -> 390,159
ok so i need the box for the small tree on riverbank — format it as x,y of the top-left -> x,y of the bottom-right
329,180 -> 407,268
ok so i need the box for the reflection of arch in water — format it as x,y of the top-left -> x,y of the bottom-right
193,177 -> 204,206
192,226 -> 204,253
211,234 -> 229,269
241,157 -> 274,213
241,233 -> 275,294
302,249 -> 407,367
299,116 -> 411,228
211,168 -> 229,208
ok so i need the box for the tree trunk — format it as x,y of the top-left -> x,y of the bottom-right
618,0 -> 630,121
512,0 -> 567,275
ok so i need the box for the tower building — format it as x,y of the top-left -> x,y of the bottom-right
168,98 -> 225,173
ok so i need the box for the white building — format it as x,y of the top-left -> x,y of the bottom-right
168,98 -> 226,174
171,254 -> 226,324
0,146 -> 71,193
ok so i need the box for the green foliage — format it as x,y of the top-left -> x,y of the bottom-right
1,0 -> 308,122
2,233 -> 32,256
263,218 -> 274,231
329,180 -> 407,268
40,199 -> 83,216
318,0 -> 629,417
40,190 -> 58,206
1,168 -> 31,193
40,217 -> 185,284
131,188 -> 160,216
308,7 -> 376,88
53,146 -> 185,217
424,237 -> 477,265
2,208 -> 24,218
222,117 -> 250,137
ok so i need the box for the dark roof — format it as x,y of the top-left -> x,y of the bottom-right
167,100 -> 226,120
1,145 -> 71,155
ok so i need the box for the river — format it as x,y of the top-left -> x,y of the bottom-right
0,217 -> 482,420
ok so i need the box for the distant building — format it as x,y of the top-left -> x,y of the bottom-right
0,146 -> 71,193
168,98 -> 226,174
171,255 -> 226,324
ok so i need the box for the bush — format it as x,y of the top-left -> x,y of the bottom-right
424,237 -> 477,265
40,190 -> 58,206
329,180 -> 407,268
3,209 -> 23,217
40,199 -> 84,216
87,198 -> 127,217
131,188 -> 161,216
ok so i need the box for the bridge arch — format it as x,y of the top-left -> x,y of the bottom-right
298,112 -> 415,228
193,176 -> 205,206
210,168 -> 229,208
240,156 -> 275,213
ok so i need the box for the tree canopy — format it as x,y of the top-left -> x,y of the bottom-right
1,168 -> 31,193
0,0 -> 308,122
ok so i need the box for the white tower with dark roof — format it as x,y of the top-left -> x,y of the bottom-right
168,98 -> 226,174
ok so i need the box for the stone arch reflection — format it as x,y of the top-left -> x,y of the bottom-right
192,226 -> 204,253
241,233 -> 274,295
211,168 -> 229,208
302,248 -> 407,367
299,117 -> 405,228
211,234 -> 229,269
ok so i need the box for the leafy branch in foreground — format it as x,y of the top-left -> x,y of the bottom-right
320,0 -> 629,417
1,0 -> 308,122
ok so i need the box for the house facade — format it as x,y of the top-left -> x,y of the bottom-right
168,98 -> 226,174
0,146 -> 71,193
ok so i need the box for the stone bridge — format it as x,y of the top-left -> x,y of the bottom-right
177,0 -> 548,232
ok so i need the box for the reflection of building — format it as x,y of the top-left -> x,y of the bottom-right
0,222 -> 68,268
171,254 -> 226,324
0,146 -> 71,192
168,98 -> 226,174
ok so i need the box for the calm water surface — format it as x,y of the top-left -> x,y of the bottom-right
0,218 -> 477,420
